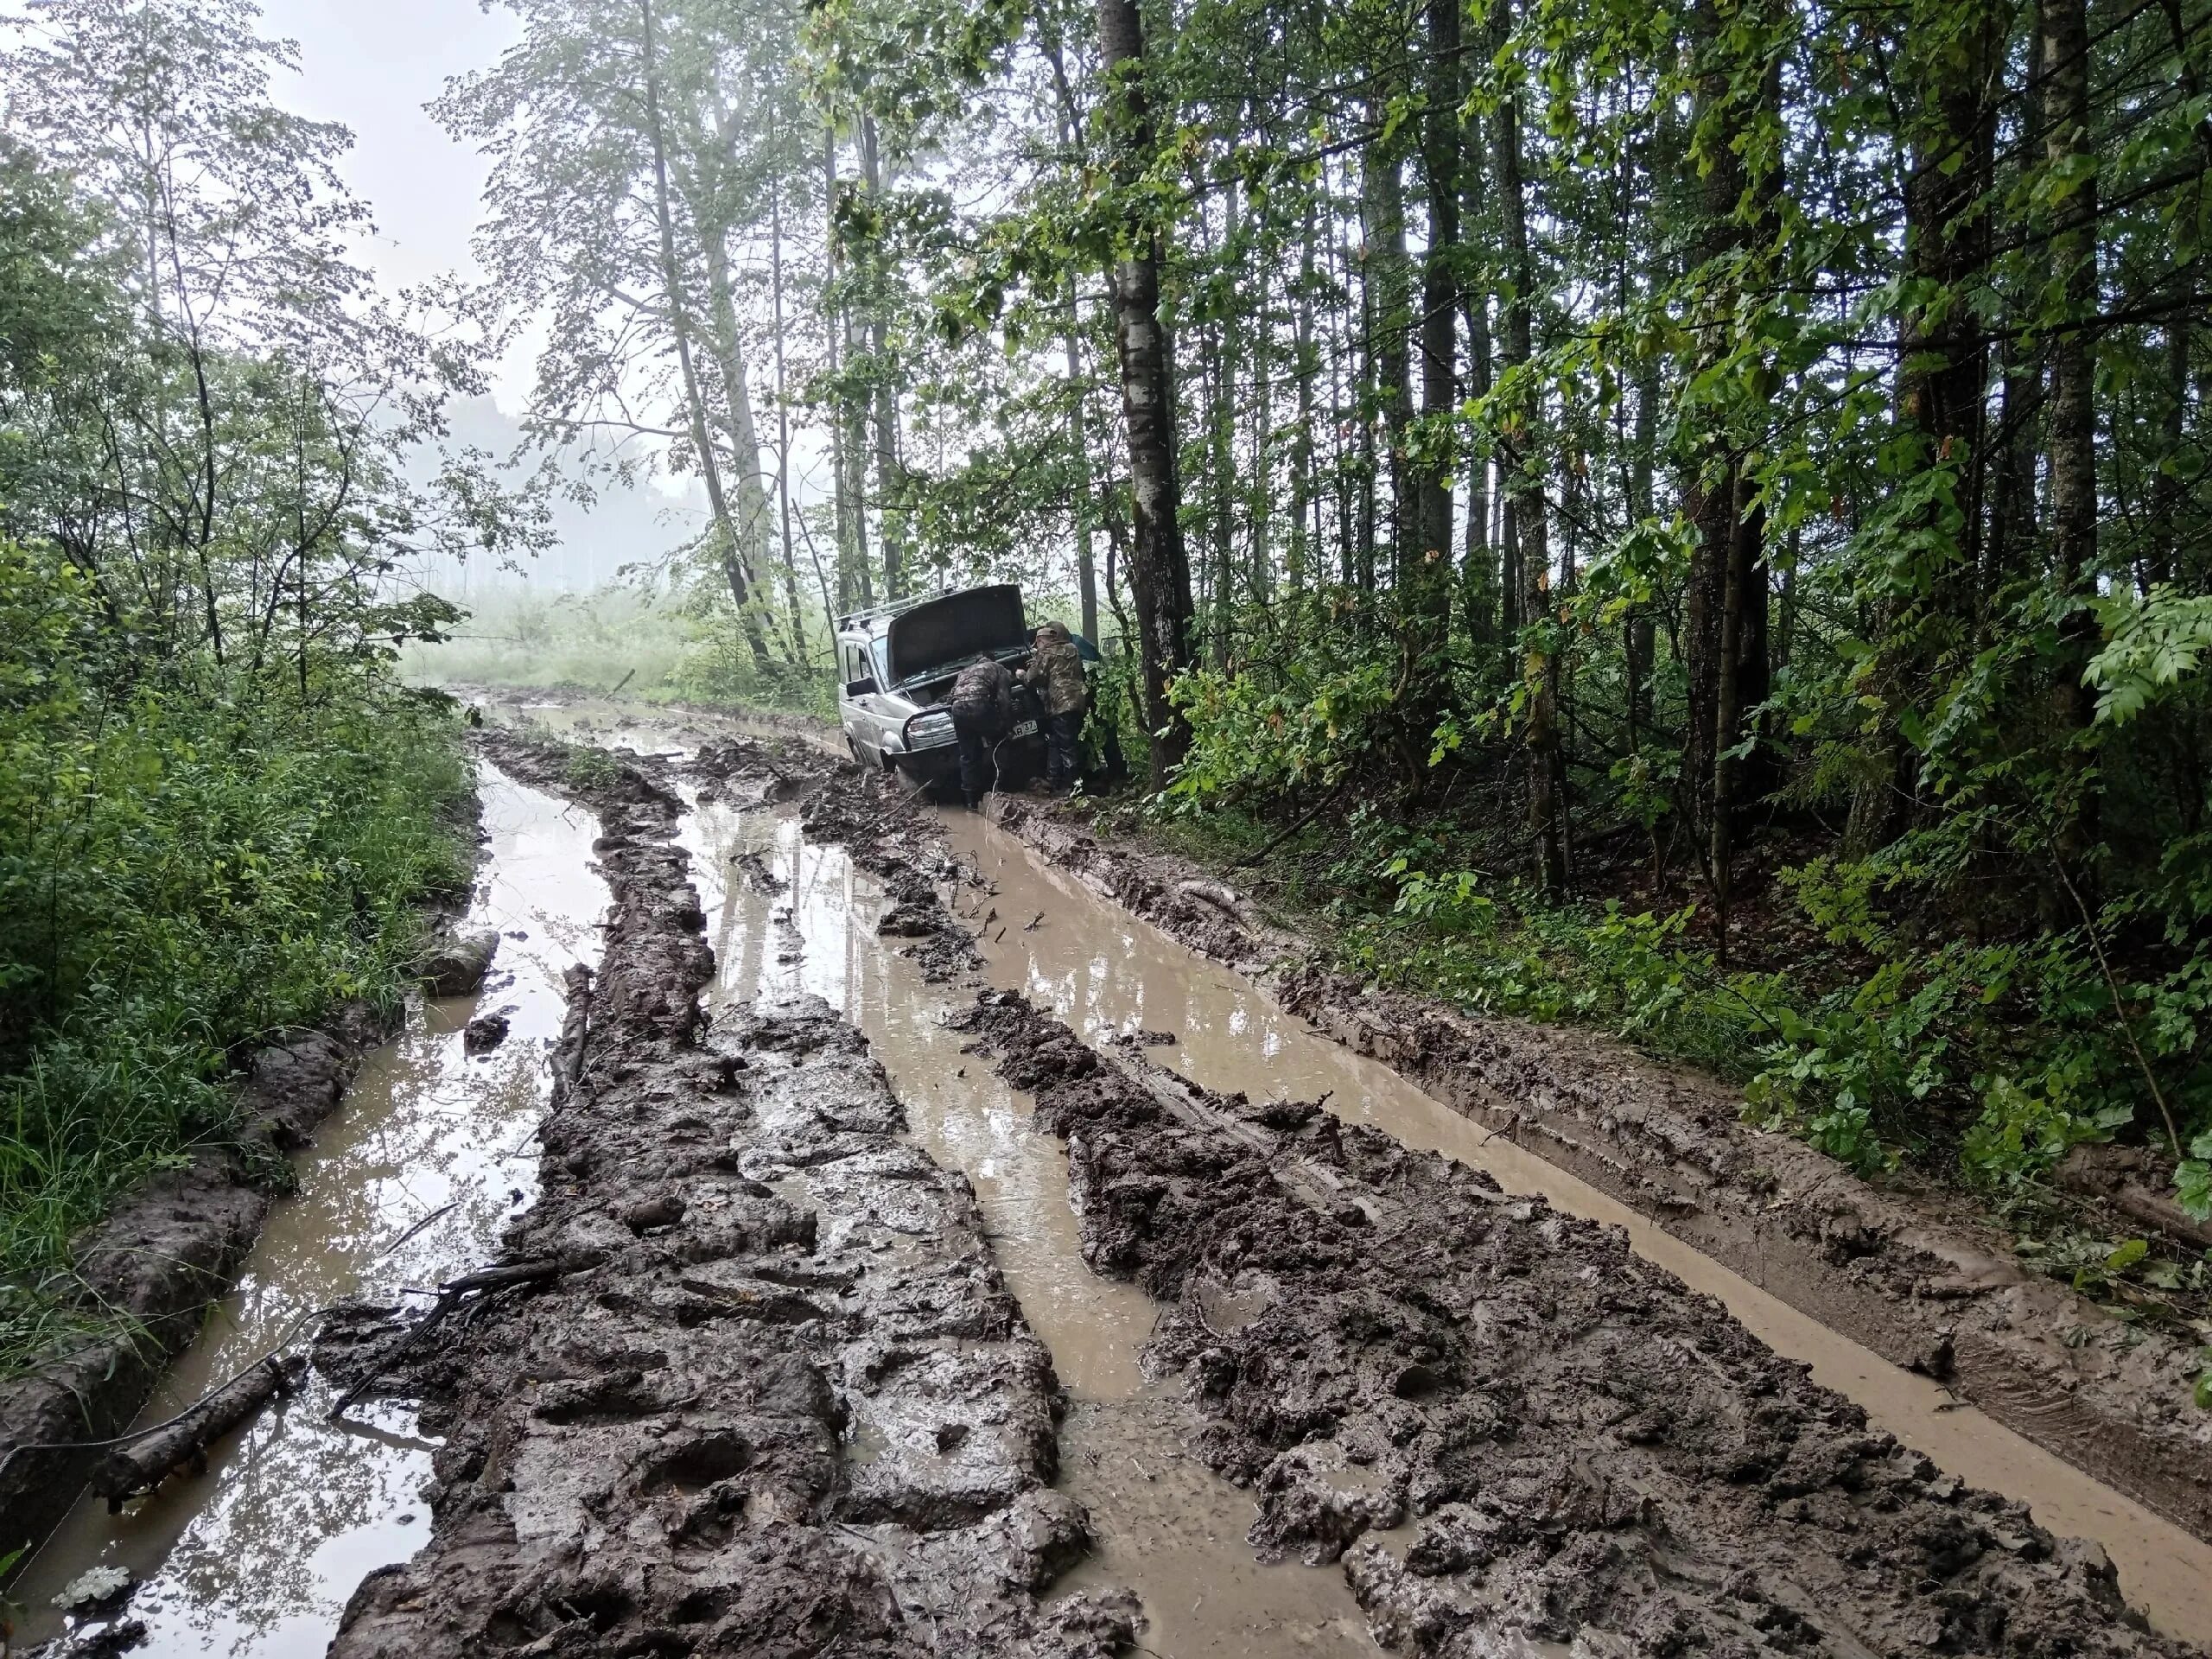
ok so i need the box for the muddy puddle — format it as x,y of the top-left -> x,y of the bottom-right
37,688 -> 2209,1653
517,700 -> 2212,1646
14,769 -> 608,1656
934,807 -> 2212,1646
678,789 -> 1383,1656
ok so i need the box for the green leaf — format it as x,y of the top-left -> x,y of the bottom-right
2104,1238 -> 2150,1274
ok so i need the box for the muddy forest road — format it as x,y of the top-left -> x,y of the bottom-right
20,703 -> 2212,1658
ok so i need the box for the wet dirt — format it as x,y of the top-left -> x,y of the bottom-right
321,733 -> 1135,1656
15,767 -> 609,1656
987,798 -> 2212,1554
940,804 -> 2212,1646
497,702 -> 2212,1647
953,987 -> 2197,1656
50,683 -> 2207,1656
680,761 -> 1382,1657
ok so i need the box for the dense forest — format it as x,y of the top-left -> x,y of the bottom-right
8,0 -> 2212,1362
419,0 -> 2212,1240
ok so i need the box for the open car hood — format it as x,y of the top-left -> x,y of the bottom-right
884,584 -> 1029,684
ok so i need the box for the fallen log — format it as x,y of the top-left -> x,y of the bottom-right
89,1353 -> 305,1508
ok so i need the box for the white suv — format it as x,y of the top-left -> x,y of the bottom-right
836,583 -> 1044,790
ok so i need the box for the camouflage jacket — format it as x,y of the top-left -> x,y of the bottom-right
1026,637 -> 1087,717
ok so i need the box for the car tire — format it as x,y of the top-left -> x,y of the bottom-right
847,735 -> 864,766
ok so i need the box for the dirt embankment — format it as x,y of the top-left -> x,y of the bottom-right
950,988 -> 2197,1656
325,733 -> 1133,1657
988,798 -> 2212,1547
0,1028 -> 373,1568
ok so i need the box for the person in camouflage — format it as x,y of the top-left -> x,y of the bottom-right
947,654 -> 1016,808
1020,621 -> 1088,790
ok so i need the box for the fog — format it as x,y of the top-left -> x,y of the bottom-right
260,0 -> 707,591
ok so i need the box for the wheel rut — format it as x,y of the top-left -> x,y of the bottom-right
950,988 -> 2198,1657
321,733 -> 1135,1658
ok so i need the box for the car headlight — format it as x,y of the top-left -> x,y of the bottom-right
904,709 -> 956,751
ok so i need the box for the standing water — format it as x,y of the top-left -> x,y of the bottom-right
677,783 -> 1387,1656
14,770 -> 608,1656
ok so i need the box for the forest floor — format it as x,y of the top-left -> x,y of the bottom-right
245,696 -> 2212,1656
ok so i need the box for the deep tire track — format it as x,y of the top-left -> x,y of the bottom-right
325,734 -> 1134,1658
952,988 -> 2201,1658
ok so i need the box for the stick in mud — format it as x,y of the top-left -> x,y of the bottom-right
88,1354 -> 307,1510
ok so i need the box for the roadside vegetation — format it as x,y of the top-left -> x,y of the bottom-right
0,6 -> 524,1373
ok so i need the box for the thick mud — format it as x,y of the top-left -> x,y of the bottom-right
43,694 -> 2209,1656
679,758 -> 1386,1656
988,798 -> 2212,1551
324,734 -> 1135,1657
953,988 -> 2198,1657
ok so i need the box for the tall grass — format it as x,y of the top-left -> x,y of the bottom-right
0,662 -> 471,1375
398,584 -> 702,695
399,583 -> 839,719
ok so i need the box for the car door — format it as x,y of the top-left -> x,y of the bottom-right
838,640 -> 879,762
861,639 -> 901,760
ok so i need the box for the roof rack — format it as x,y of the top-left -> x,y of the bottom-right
833,592 -> 932,634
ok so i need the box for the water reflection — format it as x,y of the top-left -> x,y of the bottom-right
16,771 -> 609,1656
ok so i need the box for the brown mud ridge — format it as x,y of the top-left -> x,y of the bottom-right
798,764 -> 983,985
952,988 -> 2198,1657
988,798 -> 2212,1547
324,731 -> 1133,1657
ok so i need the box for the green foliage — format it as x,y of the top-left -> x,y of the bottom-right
404,585 -> 713,701
0,540 -> 470,1375
2086,587 -> 2212,728
672,623 -> 837,719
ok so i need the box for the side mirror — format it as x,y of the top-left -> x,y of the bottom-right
846,677 -> 878,698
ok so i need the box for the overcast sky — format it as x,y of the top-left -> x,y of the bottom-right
258,0 -> 526,401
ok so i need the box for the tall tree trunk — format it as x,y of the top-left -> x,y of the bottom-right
1687,0 -> 1779,893
1097,0 -> 1196,784
1288,199 -> 1317,644
1248,237 -> 1274,615
2149,321 -> 2188,590
702,226 -> 782,655
1410,0 -> 1459,683
1066,297 -> 1099,643
639,0 -> 767,670
1845,0 -> 2008,855
1626,348 -> 1658,748
1491,0 -> 1564,898
823,126 -> 870,613
1459,108 -> 1497,667
1208,187 -> 1238,667
770,162 -> 808,663
2044,0 -> 2101,872
1364,95 -> 1413,599
860,116 -> 906,599
1046,42 -> 1100,645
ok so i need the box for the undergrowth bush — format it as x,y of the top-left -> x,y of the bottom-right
0,544 -> 471,1373
1319,810 -> 2212,1204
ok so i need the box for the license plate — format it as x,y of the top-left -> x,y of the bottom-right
1012,720 -> 1038,737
